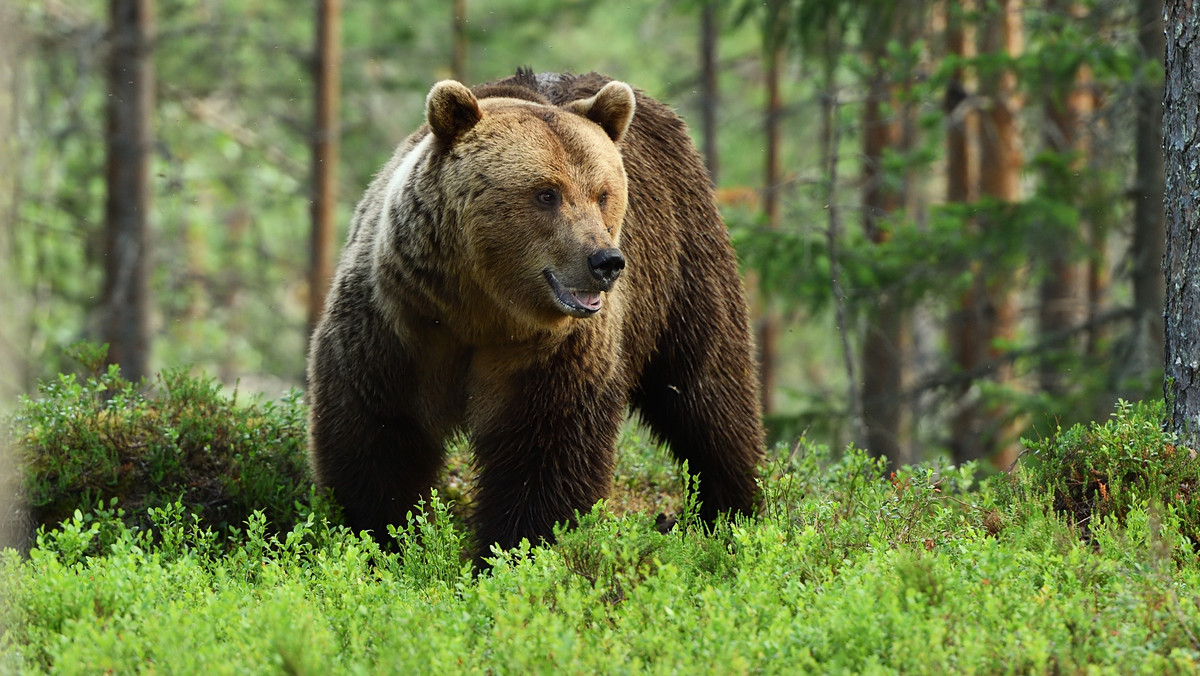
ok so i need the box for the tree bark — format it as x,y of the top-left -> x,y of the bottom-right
823,85 -> 864,452
1123,0 -> 1165,391
1084,103 -> 1110,361
978,0 -> 1023,206
102,0 -> 154,381
1164,0 -> 1200,446
944,0 -> 975,207
1038,3 -> 1090,396
861,55 -> 905,469
945,0 -> 986,466
944,0 -> 983,468
308,0 -> 341,341
952,0 -> 1023,468
981,0 -> 1023,469
0,0 -> 20,393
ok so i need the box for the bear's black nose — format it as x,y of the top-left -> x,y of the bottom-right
588,248 -> 625,289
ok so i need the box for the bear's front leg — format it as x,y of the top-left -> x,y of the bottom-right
307,323 -> 453,546
310,396 -> 447,544
466,359 -> 625,566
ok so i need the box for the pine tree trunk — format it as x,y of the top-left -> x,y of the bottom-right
1123,0 -> 1165,391
968,0 -> 1023,468
103,0 -> 154,381
0,0 -> 20,393
944,0 -> 975,207
757,47 -> 783,417
821,66 -> 864,452
945,0 -> 988,466
1164,0 -> 1200,446
861,58 -> 905,469
1038,5 -> 1090,395
309,0 -> 341,341
1085,143 -> 1110,360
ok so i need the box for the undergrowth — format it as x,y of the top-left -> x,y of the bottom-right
1017,399 -> 1200,546
4,360 -> 1200,672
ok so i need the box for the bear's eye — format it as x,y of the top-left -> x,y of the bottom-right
597,191 -> 609,209
535,188 -> 561,209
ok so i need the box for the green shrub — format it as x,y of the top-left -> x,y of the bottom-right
6,395 -> 1200,672
757,437 -> 997,578
9,354 -> 1200,671
386,490 -> 472,589
1015,399 -> 1200,545
8,343 -> 316,545
6,347 -> 693,557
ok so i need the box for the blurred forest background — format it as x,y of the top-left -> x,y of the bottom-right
1,0 -> 1169,471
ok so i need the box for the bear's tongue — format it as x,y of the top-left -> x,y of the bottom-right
573,290 -> 602,311
544,269 -> 602,314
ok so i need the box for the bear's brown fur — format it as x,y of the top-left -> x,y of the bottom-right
307,69 -> 763,563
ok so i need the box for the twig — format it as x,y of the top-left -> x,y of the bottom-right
905,306 -> 1137,399
1170,588 -> 1200,652
1005,448 -> 1030,474
171,90 -> 309,180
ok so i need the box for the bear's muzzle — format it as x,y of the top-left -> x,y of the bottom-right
544,267 -> 609,318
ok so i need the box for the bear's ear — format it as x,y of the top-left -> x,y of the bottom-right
426,80 -> 482,142
565,81 -> 636,144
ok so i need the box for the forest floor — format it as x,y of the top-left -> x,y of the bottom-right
3,364 -> 1199,673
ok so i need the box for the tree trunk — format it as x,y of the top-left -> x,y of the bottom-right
940,2 -> 979,468
944,0 -> 976,207
945,0 -> 986,466
308,0 -> 341,341
861,56 -> 905,469
1084,86 -> 1110,362
0,0 -> 24,548
821,51 -> 865,452
757,46 -> 783,417
102,0 -> 154,381
1038,3 -> 1090,396
1122,0 -> 1165,392
953,0 -> 1023,468
1164,0 -> 1200,446
978,1 -> 1023,204
699,0 -> 719,184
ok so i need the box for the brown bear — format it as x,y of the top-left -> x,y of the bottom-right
307,69 -> 763,564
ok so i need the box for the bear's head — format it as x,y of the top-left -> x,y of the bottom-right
424,79 -> 636,331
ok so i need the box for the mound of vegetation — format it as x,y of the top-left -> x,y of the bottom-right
1017,399 -> 1200,546
7,344 -> 315,544
6,345 -> 684,550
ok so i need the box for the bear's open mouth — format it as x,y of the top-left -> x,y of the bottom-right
543,269 -> 602,317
